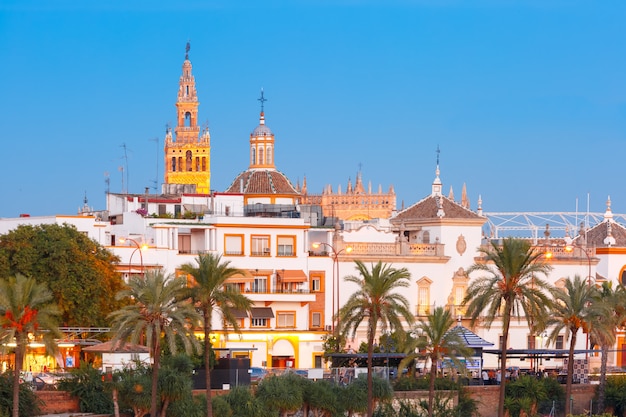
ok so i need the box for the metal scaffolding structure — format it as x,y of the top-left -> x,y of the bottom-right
482,212 -> 626,242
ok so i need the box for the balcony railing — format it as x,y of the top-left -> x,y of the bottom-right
245,288 -> 311,294
348,242 -> 444,257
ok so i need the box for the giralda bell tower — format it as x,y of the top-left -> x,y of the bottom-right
164,42 -> 211,194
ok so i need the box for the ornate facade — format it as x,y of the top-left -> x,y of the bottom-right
299,171 -> 396,221
164,43 -> 211,194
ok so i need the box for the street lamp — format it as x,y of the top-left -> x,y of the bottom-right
564,242 -> 593,286
119,237 -> 148,278
312,242 -> 352,334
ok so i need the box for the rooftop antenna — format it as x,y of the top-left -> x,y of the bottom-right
149,137 -> 159,191
120,143 -> 129,194
118,166 -> 125,194
104,171 -> 110,195
258,88 -> 267,113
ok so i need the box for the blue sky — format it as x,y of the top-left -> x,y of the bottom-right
1,0 -> 625,218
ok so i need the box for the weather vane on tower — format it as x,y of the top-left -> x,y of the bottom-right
185,41 -> 190,60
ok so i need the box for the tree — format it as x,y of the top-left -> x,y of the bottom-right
338,260 -> 414,417
158,354 -> 196,417
0,223 -> 125,326
0,274 -> 61,417
402,306 -> 474,417
108,270 -> 201,417
462,237 -> 553,417
592,281 -> 626,414
547,274 -> 603,416
256,373 -> 305,417
179,253 -> 253,417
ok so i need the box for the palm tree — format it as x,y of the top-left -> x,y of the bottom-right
108,270 -> 200,417
0,274 -> 61,417
402,306 -> 474,417
338,260 -> 414,417
462,237 -> 553,417
547,274 -> 602,416
180,253 -> 253,417
594,281 -> 626,413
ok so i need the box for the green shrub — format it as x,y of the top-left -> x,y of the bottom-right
603,375 -> 626,417
393,375 -> 463,391
57,362 -> 113,414
0,372 -> 43,417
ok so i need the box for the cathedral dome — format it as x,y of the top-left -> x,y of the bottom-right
252,122 -> 273,137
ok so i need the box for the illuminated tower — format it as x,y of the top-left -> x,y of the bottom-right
164,43 -> 211,194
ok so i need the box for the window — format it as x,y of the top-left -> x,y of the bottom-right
252,277 -> 267,293
416,277 -> 432,315
556,335 -> 564,350
225,235 -> 244,256
314,354 -> 323,368
311,312 -> 321,328
251,235 -> 270,256
178,235 -> 191,254
250,307 -> 273,327
251,318 -> 268,327
311,277 -> 321,292
277,236 -> 295,256
225,283 -> 244,293
186,150 -> 193,171
277,312 -> 295,328
224,317 -> 245,329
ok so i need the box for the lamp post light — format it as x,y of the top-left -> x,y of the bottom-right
119,237 -> 148,278
311,242 -> 352,335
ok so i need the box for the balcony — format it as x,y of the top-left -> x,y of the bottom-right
244,287 -> 316,303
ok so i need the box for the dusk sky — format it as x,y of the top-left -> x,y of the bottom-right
1,1 -> 625,218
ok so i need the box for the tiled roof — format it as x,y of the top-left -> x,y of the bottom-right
224,170 -> 300,196
393,195 -> 483,221
577,220 -> 626,247
452,325 -> 494,347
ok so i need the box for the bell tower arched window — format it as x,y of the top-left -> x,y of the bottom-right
186,150 -> 193,171
185,112 -> 191,127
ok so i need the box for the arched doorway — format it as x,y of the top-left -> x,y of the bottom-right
271,339 -> 295,369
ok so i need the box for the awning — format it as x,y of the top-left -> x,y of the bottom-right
251,307 -> 274,319
226,270 -> 254,283
183,204 -> 208,213
83,340 -> 150,354
277,269 -> 308,283
224,308 -> 248,319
